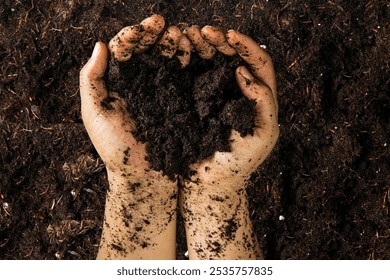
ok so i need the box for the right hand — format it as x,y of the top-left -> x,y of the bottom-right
184,29 -> 279,191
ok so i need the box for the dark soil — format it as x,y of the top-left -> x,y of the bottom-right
1,0 -> 389,260
108,50 -> 254,179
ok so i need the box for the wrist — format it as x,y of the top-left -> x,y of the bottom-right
180,181 -> 261,259
106,169 -> 178,218
182,185 -> 246,217
99,168 -> 178,259
186,168 -> 248,194
182,179 -> 246,203
107,168 -> 176,191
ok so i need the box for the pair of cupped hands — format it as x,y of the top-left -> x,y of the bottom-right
80,14 -> 278,190
80,14 -> 279,259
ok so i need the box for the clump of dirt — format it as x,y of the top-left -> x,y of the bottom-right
108,50 -> 256,178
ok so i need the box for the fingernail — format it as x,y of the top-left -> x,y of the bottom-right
226,29 -> 236,39
92,42 -> 100,58
239,67 -> 253,82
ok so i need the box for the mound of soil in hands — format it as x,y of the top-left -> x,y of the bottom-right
108,50 -> 256,179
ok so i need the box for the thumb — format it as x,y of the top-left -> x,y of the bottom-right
80,42 -> 109,124
235,65 -> 278,133
230,66 -> 279,165
236,66 -> 265,100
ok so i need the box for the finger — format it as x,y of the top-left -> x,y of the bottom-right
134,14 -> 165,54
176,34 -> 192,68
108,25 -> 142,62
157,26 -> 182,59
226,30 -> 277,110
184,25 -> 216,60
201,26 -> 237,56
236,66 -> 277,127
230,66 -> 279,163
80,42 -> 109,123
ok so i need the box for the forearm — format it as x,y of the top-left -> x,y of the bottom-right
97,172 -> 177,259
181,183 -> 263,260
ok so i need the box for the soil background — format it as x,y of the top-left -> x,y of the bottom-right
0,0 -> 389,260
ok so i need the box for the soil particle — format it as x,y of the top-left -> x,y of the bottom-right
224,218 -> 238,241
111,243 -> 125,252
210,241 -> 222,252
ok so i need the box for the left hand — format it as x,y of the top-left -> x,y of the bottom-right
79,15 -> 180,260
80,15 -> 168,182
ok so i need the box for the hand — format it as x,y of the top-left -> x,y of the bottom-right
79,15 -> 178,260
186,29 -> 279,189
80,41 -> 150,180
179,29 -> 279,260
80,15 -> 168,182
